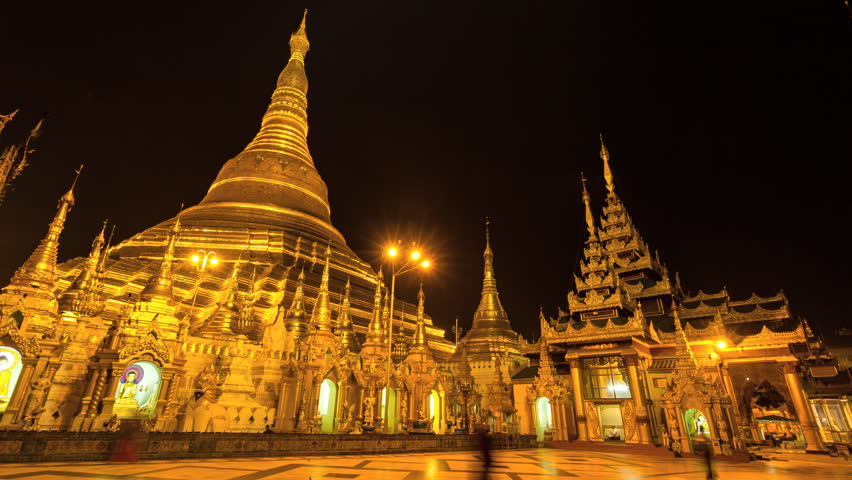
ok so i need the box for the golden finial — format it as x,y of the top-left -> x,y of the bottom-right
417,282 -> 425,319
411,283 -> 428,349
289,9 -> 310,63
366,268 -> 385,345
580,172 -> 595,236
0,109 -> 19,133
599,133 -> 615,194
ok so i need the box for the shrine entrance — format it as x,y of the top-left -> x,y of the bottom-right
0,347 -> 22,415
599,404 -> 625,442
317,379 -> 337,433
535,397 -> 552,442
684,408 -> 711,452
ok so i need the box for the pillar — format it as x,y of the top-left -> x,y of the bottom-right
782,362 -> 824,452
625,355 -> 652,444
71,367 -> 102,431
569,358 -> 588,441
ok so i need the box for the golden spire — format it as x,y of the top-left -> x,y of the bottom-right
410,283 -> 428,350
58,221 -> 107,316
197,10 -> 335,226
308,243 -> 333,332
139,216 -> 180,303
284,267 -> 308,337
9,166 -> 81,291
581,172 -> 596,236
600,133 -> 615,194
381,288 -> 390,336
472,218 -> 510,329
672,306 -> 696,365
288,9 -> 310,63
538,310 -> 555,377
366,271 -> 385,345
336,278 -> 357,351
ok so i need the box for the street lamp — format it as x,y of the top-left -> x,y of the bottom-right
381,243 -> 431,432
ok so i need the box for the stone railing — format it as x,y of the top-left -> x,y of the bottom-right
0,431 -> 536,462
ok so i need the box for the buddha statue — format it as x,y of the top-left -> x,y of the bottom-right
114,370 -> 140,417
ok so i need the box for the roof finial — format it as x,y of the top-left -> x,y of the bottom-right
411,283 -> 428,349
599,133 -> 615,194
289,9 -> 310,63
485,216 -> 492,252
580,172 -> 595,236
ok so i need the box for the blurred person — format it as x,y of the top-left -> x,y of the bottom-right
477,426 -> 493,480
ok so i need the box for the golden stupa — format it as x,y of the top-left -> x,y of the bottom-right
47,11 -> 452,354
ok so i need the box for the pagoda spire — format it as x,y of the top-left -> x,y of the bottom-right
308,243 -> 333,332
139,216 -> 180,304
472,218 -> 510,330
410,283 -> 428,351
365,271 -> 385,345
197,10 -> 335,226
600,133 -> 615,195
284,267 -> 308,338
58,221 -> 107,316
336,278 -> 358,351
461,218 -> 520,356
9,166 -> 81,291
538,310 -> 555,377
672,306 -> 696,366
581,172 -> 596,236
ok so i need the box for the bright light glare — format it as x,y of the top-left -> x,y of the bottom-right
421,260 -> 431,268
387,247 -> 398,257
716,341 -> 727,349
191,255 -> 200,263
210,257 -> 219,265
410,251 -> 421,260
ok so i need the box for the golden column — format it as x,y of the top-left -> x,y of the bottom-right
569,358 -> 589,441
625,355 -> 651,444
782,362 -> 824,452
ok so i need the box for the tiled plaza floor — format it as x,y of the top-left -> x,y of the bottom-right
0,448 -> 849,479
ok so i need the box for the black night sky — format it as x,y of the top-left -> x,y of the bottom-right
2,1 -> 850,341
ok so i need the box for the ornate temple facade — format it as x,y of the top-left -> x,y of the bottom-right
509,138 -> 844,454
0,13 -> 466,436
0,12 -> 845,456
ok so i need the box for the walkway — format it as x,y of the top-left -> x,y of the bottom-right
0,447 -> 848,479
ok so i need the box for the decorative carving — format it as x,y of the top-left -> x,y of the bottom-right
622,401 -> 636,441
584,401 -> 601,440
0,321 -> 40,357
119,331 -> 173,365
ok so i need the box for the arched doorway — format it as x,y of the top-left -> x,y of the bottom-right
0,347 -> 23,414
318,379 -> 337,433
684,408 -> 711,452
535,397 -> 552,442
429,390 -> 441,432
114,361 -> 162,418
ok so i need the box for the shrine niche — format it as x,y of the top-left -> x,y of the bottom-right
0,347 -> 23,414
114,361 -> 161,418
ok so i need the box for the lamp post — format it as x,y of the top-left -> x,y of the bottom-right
381,244 -> 431,433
